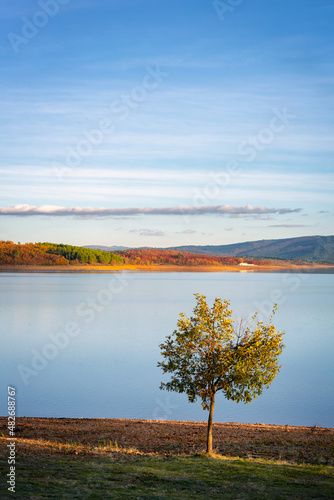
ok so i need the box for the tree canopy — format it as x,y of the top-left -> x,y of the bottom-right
0,241 -> 268,268
0,241 -> 124,266
158,294 -> 285,454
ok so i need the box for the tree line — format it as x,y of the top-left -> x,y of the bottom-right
0,241 -> 123,266
40,243 -> 123,265
121,249 -> 267,266
0,241 -> 268,267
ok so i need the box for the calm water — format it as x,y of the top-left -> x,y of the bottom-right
1,271 -> 333,427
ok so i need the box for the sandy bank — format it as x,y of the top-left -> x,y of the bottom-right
1,263 -> 333,273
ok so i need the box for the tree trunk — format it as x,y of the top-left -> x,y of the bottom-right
206,394 -> 215,454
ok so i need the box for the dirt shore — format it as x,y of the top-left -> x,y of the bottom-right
1,263 -> 333,272
1,417 -> 333,465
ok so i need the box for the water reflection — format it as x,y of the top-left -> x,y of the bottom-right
1,272 -> 333,427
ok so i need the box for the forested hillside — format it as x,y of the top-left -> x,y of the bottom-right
41,243 -> 123,265
3,240 -> 331,268
0,241 -> 68,266
0,242 -> 267,267
120,248 -> 266,266
168,235 -> 334,262
0,241 -> 123,266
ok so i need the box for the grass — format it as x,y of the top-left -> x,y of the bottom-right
1,418 -> 333,498
1,453 -> 333,499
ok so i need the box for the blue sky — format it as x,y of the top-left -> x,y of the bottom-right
1,0 -> 333,247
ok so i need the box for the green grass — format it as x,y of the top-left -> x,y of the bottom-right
1,454 -> 333,499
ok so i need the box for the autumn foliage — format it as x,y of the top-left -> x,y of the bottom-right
40,243 -> 123,265
0,242 -> 268,267
158,294 -> 285,454
120,249 -> 265,266
0,241 -> 68,266
0,241 -> 124,266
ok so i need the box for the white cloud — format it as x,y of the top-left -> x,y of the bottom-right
0,204 -> 302,218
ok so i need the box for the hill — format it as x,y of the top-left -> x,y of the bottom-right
0,241 -> 123,266
1,237 -> 333,268
0,242 -> 265,268
167,235 -> 334,262
85,245 -> 130,251
119,248 -> 266,267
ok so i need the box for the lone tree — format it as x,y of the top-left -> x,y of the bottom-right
158,294 -> 285,454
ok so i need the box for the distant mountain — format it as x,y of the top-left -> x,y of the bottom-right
84,236 -> 334,262
167,235 -> 334,262
85,245 -> 131,251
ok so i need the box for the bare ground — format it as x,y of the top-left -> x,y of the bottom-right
1,263 -> 334,272
1,417 -> 333,465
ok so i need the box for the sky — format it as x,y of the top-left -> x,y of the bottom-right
1,0 -> 333,247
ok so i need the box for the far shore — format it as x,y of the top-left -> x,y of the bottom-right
1,263 -> 334,273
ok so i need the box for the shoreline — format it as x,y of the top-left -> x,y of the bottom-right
1,263 -> 334,273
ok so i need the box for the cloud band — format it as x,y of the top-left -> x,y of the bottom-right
0,204 -> 302,218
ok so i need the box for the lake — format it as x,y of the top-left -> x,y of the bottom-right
1,271 -> 333,427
